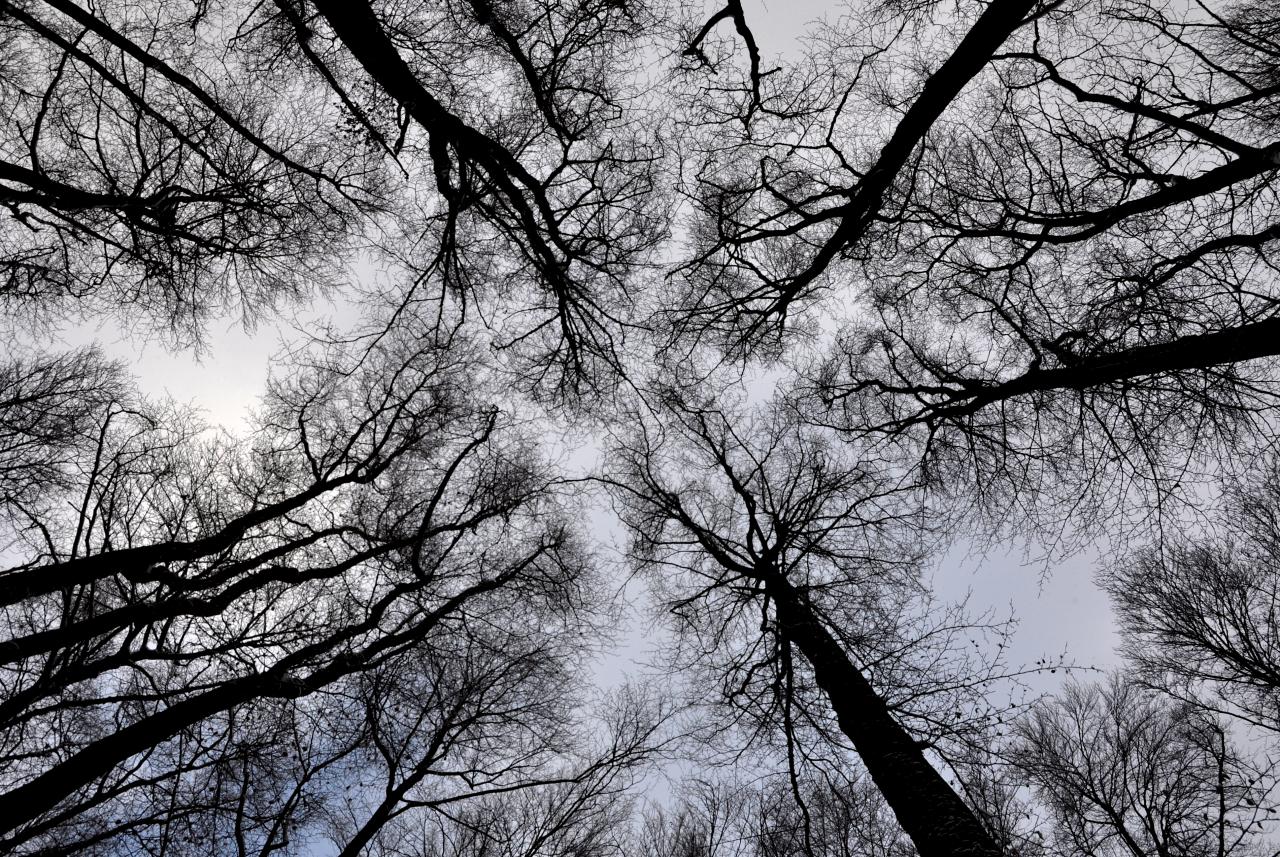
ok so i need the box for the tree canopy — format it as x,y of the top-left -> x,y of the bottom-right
3,0 -> 1280,854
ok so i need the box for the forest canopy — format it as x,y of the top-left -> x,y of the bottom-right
2,0 -> 1280,854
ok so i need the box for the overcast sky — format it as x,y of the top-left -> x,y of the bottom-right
51,0 -> 1124,709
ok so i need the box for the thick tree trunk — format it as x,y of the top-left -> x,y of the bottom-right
764,573 -> 1004,857
777,0 -> 1039,303
927,315 -> 1280,423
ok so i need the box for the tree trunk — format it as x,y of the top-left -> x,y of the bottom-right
764,572 -> 1004,857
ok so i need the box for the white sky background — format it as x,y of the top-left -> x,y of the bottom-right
49,0 -> 1123,712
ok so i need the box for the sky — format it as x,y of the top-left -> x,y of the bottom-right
741,0 -> 1125,683
49,0 -> 1125,711
49,0 -> 844,434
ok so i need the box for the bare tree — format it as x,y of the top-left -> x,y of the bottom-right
8,0 -> 1280,853
0,344 -> 130,514
1010,675 -> 1280,857
948,743 -> 1050,857
286,0 -> 667,395
325,687 -> 665,857
0,326 -> 643,854
0,0 -> 381,343
1104,458 -> 1280,734
665,0 -> 1280,359
663,0 -> 1040,351
638,779 -> 757,857
634,774 -> 916,857
603,384 -> 1048,857
0,0 -> 665,392
778,0 -> 1280,536
643,0 -> 1280,544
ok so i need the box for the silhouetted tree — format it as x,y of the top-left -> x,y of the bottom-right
8,0 -> 1280,854
322,687 -> 664,857
291,0 -> 667,395
0,0 -> 382,342
636,775 -> 915,857
0,0 -> 664,390
772,0 -> 1280,536
1010,675 -> 1280,857
1105,458 -> 1280,735
0,326 -> 654,854
603,385 -> 1046,857
645,0 -> 1280,542
0,344 -> 129,514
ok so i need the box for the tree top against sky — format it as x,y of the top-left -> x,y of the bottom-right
3,0 -> 1280,854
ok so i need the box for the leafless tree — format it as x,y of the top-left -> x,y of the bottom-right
323,686 -> 665,857
634,773 -> 916,857
1010,675 -> 1280,857
0,0 -> 383,343
602,383 -> 1053,857
1104,457 -> 1280,735
283,0 -> 667,396
0,343 -> 130,515
0,325 -> 657,854
648,0 -> 1280,541
786,0 -> 1280,537
8,0 -> 1280,854
0,0 -> 666,392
